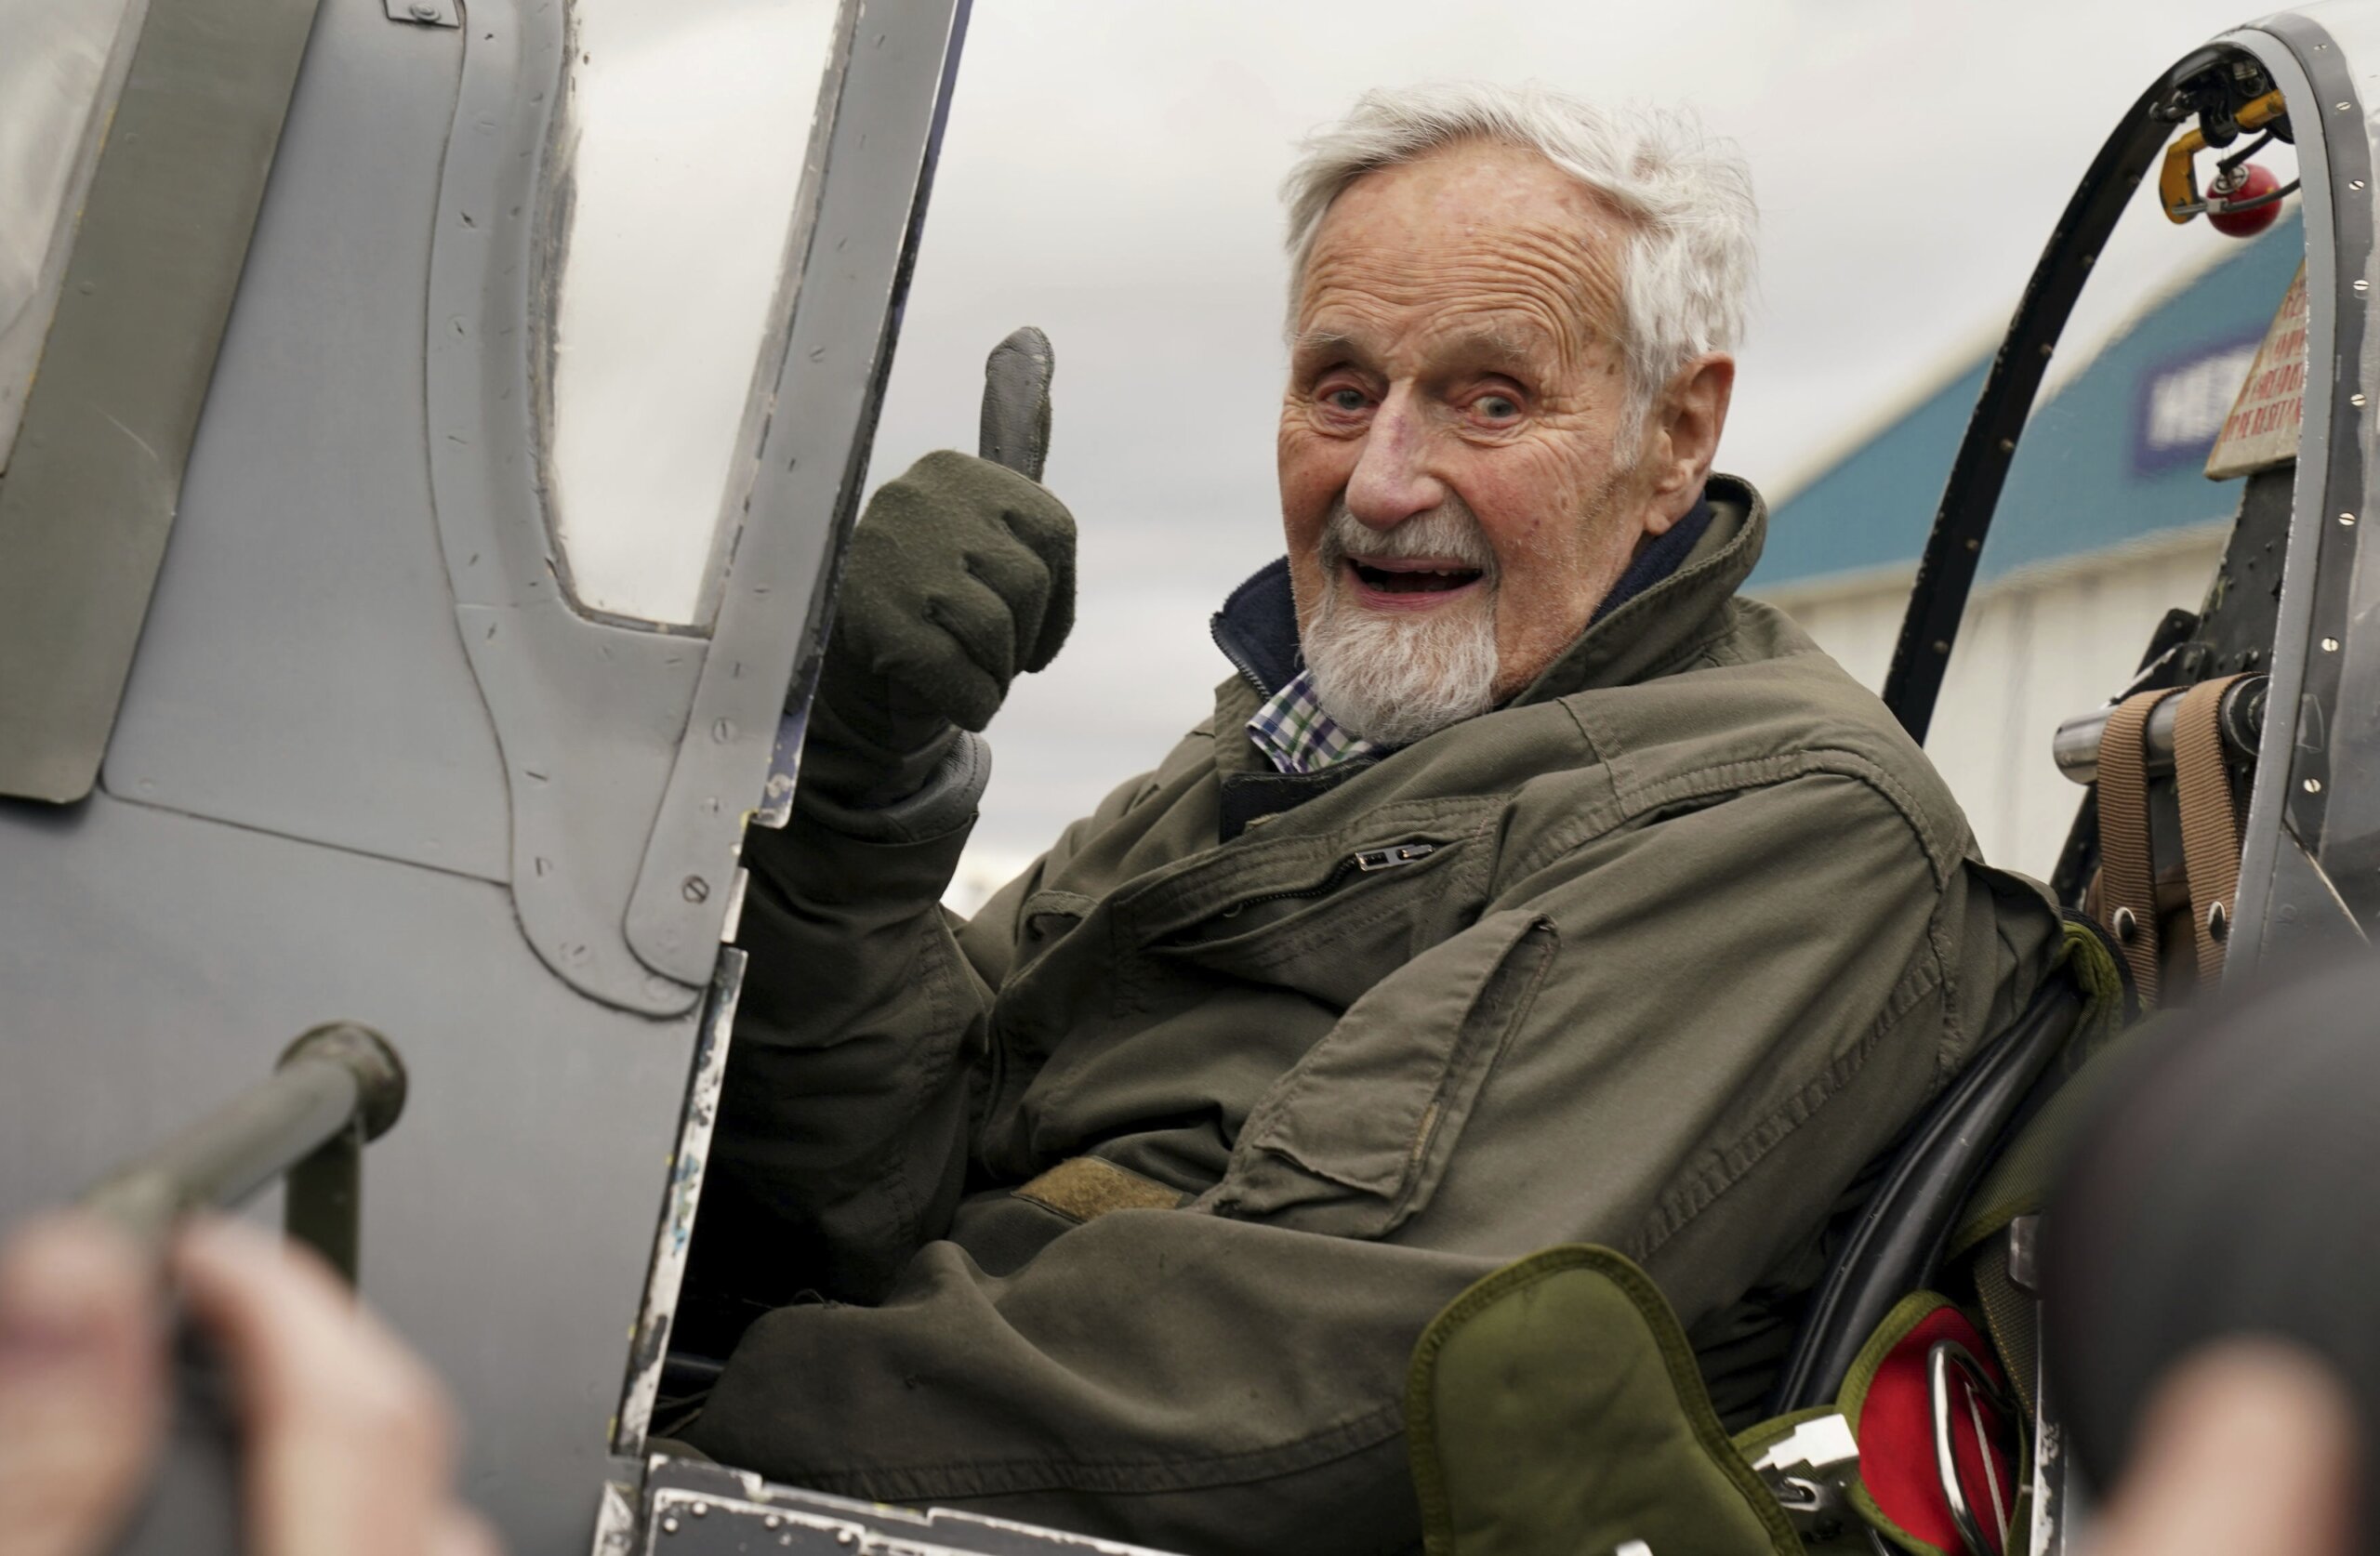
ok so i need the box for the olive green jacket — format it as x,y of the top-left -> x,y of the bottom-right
682,477 -> 2062,1556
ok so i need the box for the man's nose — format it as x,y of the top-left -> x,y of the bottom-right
1343,386 -> 1447,530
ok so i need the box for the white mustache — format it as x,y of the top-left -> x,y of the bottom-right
1302,501 -> 1501,744
1317,497 -> 1496,575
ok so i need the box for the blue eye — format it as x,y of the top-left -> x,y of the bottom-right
1326,388 -> 1368,412
1476,394 -> 1520,421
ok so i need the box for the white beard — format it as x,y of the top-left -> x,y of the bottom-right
1299,497 -> 1501,747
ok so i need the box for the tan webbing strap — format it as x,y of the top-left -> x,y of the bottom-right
2096,689 -> 2178,1008
2173,675 -> 2248,987
1012,1156 -> 1189,1223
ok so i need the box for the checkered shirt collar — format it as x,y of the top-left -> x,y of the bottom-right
1246,669 -> 1389,775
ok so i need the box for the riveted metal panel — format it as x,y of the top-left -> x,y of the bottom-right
2223,12 -> 2379,967
418,0 -> 709,1013
0,794 -> 700,1552
0,0 -> 323,802
100,0 -> 514,884
623,0 -> 973,982
631,1462 -> 1183,1555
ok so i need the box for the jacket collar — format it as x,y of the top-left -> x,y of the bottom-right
1514,472 -> 1765,702
1209,473 -> 1767,705
1209,560 -> 1302,698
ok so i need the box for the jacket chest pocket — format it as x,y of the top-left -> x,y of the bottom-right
1143,834 -> 1484,1008
1200,906 -> 1558,1240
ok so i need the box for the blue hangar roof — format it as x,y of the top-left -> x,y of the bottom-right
1752,212 -> 2304,592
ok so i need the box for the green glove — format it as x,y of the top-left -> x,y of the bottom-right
801,450 -> 1075,806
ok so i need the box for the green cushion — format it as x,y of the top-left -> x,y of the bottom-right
1408,1246 -> 1799,1556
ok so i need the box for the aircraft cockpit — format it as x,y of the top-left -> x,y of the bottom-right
5,4 -> 2380,1554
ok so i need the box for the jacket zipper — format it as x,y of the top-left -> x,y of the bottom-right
1352,842 -> 1438,872
1210,618 -> 1276,697
1216,841 -> 1436,918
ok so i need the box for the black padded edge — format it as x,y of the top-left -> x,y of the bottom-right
1881,53 -> 2228,744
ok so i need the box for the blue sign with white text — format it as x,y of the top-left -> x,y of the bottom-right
2133,335 -> 2262,476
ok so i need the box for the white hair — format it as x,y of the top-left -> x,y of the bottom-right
1281,82 -> 1757,438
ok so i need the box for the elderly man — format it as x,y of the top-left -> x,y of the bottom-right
678,83 -> 2062,1553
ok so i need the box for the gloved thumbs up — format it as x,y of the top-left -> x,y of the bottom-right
799,331 -> 1074,810
980,324 -> 1054,482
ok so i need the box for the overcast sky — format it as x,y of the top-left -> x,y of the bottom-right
855,0 -> 2269,886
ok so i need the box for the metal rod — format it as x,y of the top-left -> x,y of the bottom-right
284,1124 -> 364,1284
79,1022 -> 405,1278
2055,695 -> 2188,786
2053,675 -> 2266,785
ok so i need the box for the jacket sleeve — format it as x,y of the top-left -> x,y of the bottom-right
695,752 -> 1179,1310
692,798 -> 990,1311
681,770 -> 2062,1554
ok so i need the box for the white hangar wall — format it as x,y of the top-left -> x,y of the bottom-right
1760,530 -> 2226,879
1748,212 -> 2303,882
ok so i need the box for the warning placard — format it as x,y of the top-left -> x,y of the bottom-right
2206,261 -> 2309,480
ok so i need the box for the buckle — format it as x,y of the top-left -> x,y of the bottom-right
1930,1339 -> 2019,1555
1751,1410 -> 1860,1543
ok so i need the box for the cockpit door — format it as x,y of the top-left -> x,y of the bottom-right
0,0 -> 970,1547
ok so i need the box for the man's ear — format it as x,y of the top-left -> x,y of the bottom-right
1639,355 -> 1735,535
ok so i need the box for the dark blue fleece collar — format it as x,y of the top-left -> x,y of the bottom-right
1591,494 -> 1712,627
1209,492 -> 1714,697
1209,560 -> 1302,696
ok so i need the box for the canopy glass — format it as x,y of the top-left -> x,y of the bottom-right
545,0 -> 840,627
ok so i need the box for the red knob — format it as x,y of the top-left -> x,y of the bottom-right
2209,163 -> 2282,238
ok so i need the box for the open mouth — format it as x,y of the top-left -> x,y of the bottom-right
1343,556 -> 1486,603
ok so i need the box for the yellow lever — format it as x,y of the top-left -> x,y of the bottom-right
2162,89 -> 2289,224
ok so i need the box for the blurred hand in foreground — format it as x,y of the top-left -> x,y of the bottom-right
2086,1339 -> 2359,1556
0,1214 -> 498,1556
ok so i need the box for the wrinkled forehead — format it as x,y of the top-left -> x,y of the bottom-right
1292,140 -> 1628,370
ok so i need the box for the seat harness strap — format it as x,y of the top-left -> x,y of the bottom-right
2173,674 -> 2248,986
2096,688 -> 2180,1007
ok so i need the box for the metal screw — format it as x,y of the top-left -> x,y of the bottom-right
2339,101 -> 2353,112
1998,437 -> 2016,454
2356,180 -> 2369,191
2359,281 -> 2372,294
409,0 -> 438,17
836,1532 -> 860,1549
681,876 -> 709,903
2343,512 -> 2359,526
2307,776 -> 2325,794
2324,637 -> 2342,652
1933,640 -> 1950,654
692,1502 -> 709,1519
2354,395 -> 2369,407
662,1517 -> 681,1536
1964,537 -> 1981,553
765,1516 -> 783,1530
2039,342 -> 2055,359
